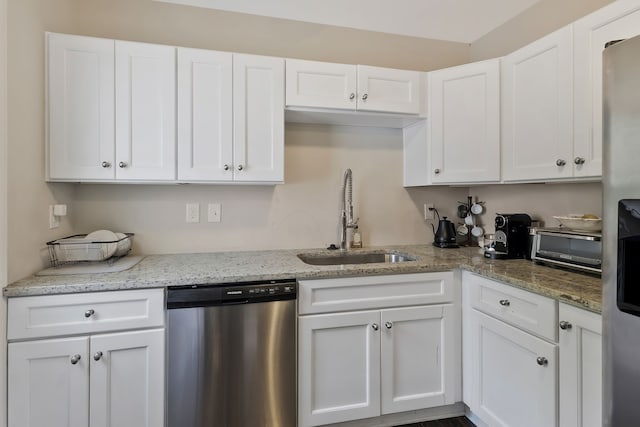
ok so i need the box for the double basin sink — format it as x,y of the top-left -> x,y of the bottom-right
297,251 -> 416,266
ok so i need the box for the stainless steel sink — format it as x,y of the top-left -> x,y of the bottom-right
297,251 -> 416,266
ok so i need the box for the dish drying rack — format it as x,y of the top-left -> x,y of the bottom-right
46,233 -> 134,267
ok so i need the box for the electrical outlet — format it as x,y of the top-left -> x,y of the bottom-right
207,203 -> 221,223
424,203 -> 435,220
49,205 -> 60,229
186,203 -> 200,223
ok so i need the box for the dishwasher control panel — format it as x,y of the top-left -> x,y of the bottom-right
223,281 -> 297,301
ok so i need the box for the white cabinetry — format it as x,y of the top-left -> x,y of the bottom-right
428,59 -> 501,184
502,26 -> 574,182
463,272 -> 558,427
298,272 -> 460,427
177,50 -> 284,183
573,0 -> 640,179
286,59 -> 420,114
558,303 -> 602,427
47,33 -> 176,182
7,289 -> 165,427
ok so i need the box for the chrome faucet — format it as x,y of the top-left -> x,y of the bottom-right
340,168 -> 358,250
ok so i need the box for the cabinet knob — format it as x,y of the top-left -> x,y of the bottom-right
118,161 -> 128,168
349,93 -> 355,100
362,93 -> 368,101
101,161 -> 111,168
385,321 -> 393,329
574,157 -> 586,165
223,164 -> 230,171
556,159 -> 566,167
434,169 -> 441,175
536,356 -> 549,366
559,320 -> 573,330
499,299 -> 510,307
371,323 -> 379,331
93,351 -> 103,361
84,309 -> 95,318
237,164 -> 244,171
70,354 -> 81,365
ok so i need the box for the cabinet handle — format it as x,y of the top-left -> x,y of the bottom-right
70,354 -> 81,365
349,93 -> 355,100
559,320 -> 573,330
434,169 -> 441,175
237,164 -> 244,171
371,323 -> 379,331
223,164 -> 230,171
499,299 -> 510,307
536,356 -> 549,366
556,159 -> 566,167
84,309 -> 95,318
93,351 -> 103,361
362,93 -> 368,101
101,161 -> 111,168
574,157 -> 586,165
385,321 -> 393,329
118,161 -> 128,168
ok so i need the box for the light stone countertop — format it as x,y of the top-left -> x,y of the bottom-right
3,245 -> 602,313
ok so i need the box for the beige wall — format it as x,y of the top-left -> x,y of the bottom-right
1,0 -> 9,423
470,0 -> 614,60
7,0 -> 470,281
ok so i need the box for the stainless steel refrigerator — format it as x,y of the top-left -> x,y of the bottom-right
603,34 -> 640,426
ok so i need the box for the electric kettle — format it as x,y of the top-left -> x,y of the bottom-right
432,217 -> 459,248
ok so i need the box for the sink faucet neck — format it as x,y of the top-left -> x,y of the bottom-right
340,169 -> 357,250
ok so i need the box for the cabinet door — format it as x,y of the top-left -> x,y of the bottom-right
233,54 -> 284,182
380,304 -> 459,414
357,65 -> 420,114
177,48 -> 233,181
115,41 -> 176,181
559,303 -> 602,427
502,26 -> 573,182
573,1 -> 640,178
285,59 -> 357,110
469,309 -> 557,427
8,337 -> 90,427
90,329 -> 165,427
429,59 -> 500,183
298,311 -> 381,427
47,33 -> 115,181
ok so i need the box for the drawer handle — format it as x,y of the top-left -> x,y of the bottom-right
385,321 -> 393,329
499,299 -> 510,307
371,323 -> 379,331
559,320 -> 573,330
93,351 -> 103,361
536,356 -> 549,366
84,309 -> 95,318
70,354 -> 81,365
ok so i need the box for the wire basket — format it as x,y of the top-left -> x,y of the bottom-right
46,233 -> 134,267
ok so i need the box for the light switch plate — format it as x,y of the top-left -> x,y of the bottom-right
186,203 -> 200,223
208,203 -> 221,223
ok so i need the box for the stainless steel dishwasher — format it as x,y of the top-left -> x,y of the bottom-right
166,279 -> 297,427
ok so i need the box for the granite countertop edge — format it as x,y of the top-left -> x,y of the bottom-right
4,245 -> 602,313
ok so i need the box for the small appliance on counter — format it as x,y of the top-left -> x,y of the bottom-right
530,227 -> 602,275
484,213 -> 532,259
432,217 -> 459,248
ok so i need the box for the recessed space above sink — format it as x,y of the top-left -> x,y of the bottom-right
297,251 -> 416,266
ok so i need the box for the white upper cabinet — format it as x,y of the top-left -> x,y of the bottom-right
502,26 -> 574,182
286,59 -> 420,115
177,48 -> 233,182
573,0 -> 640,179
428,59 -> 501,184
233,54 -> 285,183
115,41 -> 176,181
47,33 -> 115,181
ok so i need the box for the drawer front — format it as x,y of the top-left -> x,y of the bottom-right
298,272 -> 454,315
8,289 -> 165,340
465,272 -> 557,341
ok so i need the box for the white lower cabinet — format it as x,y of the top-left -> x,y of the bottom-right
7,289 -> 165,427
298,273 -> 460,427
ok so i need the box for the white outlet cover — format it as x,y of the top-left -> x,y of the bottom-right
186,203 -> 200,223
208,203 -> 221,223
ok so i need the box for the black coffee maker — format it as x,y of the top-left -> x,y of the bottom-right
484,213 -> 532,259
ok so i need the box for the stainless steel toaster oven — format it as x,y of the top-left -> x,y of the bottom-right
530,228 -> 602,274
